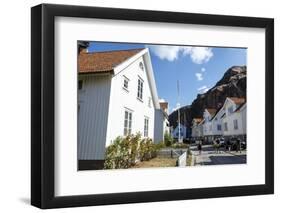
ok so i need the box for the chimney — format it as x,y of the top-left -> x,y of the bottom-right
159,102 -> 168,113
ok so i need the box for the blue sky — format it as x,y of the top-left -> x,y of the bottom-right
87,42 -> 246,113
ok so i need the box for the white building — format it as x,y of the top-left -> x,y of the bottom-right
78,48 -> 163,169
210,106 -> 225,137
154,101 -> 170,142
221,97 -> 246,140
191,118 -> 203,138
202,108 -> 217,142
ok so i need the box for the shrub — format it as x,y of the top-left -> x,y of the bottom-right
171,142 -> 188,149
104,134 -> 161,169
164,131 -> 173,147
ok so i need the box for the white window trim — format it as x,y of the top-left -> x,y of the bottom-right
124,108 -> 133,136
137,77 -> 144,101
122,76 -> 129,92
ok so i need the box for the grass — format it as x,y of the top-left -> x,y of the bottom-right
132,157 -> 177,168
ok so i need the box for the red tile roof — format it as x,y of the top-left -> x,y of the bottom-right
229,97 -> 246,105
205,108 -> 217,116
78,48 -> 144,74
193,118 -> 203,123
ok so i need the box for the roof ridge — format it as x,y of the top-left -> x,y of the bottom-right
85,48 -> 145,54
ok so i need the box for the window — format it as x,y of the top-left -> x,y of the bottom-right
224,122 -> 228,131
78,80 -> 83,90
123,76 -> 129,90
217,124 -> 222,131
137,78 -> 143,100
123,109 -> 132,136
234,119 -> 238,130
144,117 -> 149,137
228,106 -> 233,114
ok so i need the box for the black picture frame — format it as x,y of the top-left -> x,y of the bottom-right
31,3 -> 274,209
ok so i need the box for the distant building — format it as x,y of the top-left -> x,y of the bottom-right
191,118 -> 203,138
154,100 -> 170,142
172,123 -> 188,140
221,97 -> 246,140
192,97 -> 246,143
202,108 -> 217,142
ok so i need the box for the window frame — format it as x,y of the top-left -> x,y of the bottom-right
137,77 -> 144,101
123,109 -> 133,136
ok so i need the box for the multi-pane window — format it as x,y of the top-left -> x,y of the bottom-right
137,78 -> 144,100
217,124 -> 222,131
224,122 -> 228,131
123,76 -> 129,90
233,119 -> 238,130
124,109 -> 132,136
144,117 -> 149,137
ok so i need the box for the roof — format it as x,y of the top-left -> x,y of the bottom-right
229,97 -> 246,105
234,102 -> 246,112
205,108 -> 217,116
159,102 -> 168,110
193,118 -> 203,124
210,106 -> 223,121
78,48 -> 144,74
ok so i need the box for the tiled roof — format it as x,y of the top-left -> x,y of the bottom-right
193,118 -> 203,124
78,48 -> 144,74
229,97 -> 246,105
205,108 -> 217,116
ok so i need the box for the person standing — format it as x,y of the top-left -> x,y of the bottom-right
236,138 -> 241,153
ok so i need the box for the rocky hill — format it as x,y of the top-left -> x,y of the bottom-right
168,66 -> 246,132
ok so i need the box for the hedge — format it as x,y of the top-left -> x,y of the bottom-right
104,133 -> 164,169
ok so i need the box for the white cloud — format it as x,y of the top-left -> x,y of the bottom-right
147,45 -> 213,64
197,85 -> 210,94
201,67 -> 206,72
146,45 -> 182,61
195,73 -> 203,81
184,47 -> 213,64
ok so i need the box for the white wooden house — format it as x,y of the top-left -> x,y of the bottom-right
78,48 -> 162,169
202,108 -> 217,142
191,118 -> 203,138
210,106 -> 225,137
221,97 -> 246,140
154,101 -> 170,142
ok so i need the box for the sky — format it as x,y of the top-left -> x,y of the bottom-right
87,41 -> 246,114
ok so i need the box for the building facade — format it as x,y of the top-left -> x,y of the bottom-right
78,48 -> 164,169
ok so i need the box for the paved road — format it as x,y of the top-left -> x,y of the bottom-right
190,144 -> 246,166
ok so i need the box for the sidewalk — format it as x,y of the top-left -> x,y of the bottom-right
189,144 -> 247,166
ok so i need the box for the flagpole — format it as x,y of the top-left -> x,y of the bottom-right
177,80 -> 181,143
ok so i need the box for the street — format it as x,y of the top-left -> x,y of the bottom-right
190,144 -> 247,166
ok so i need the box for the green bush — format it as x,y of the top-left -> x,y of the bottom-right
164,131 -> 173,147
104,134 -> 161,169
171,142 -> 188,149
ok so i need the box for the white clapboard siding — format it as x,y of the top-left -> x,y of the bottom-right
78,74 -> 112,160
154,109 -> 165,143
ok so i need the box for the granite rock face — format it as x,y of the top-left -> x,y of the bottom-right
168,66 -> 246,133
